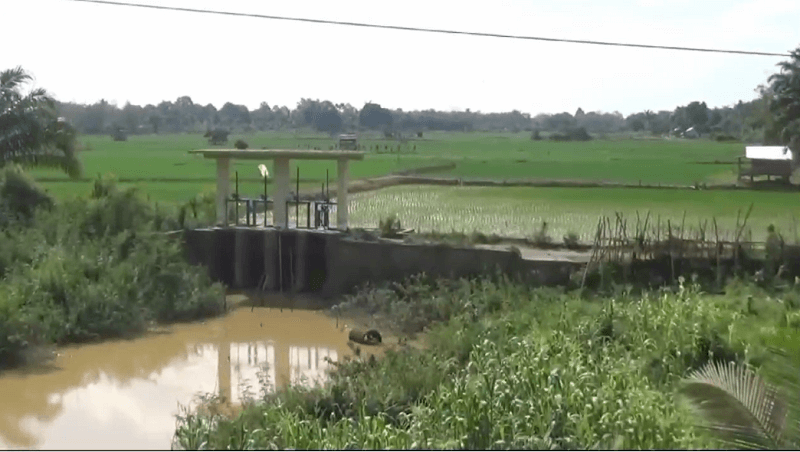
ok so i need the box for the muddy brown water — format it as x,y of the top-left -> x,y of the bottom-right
0,294 -> 382,450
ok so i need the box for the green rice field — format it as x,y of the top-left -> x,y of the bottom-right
30,131 -> 744,201
409,132 -> 743,185
26,131 -> 794,240
347,185 -> 800,242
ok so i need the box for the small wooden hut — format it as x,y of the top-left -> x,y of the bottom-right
338,134 -> 358,151
738,146 -> 794,183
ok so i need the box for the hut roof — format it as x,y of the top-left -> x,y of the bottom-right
745,146 -> 793,161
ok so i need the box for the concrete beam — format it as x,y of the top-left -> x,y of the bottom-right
216,157 -> 231,226
273,158 -> 291,228
336,158 -> 349,230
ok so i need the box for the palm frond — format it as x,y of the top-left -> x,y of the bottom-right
0,66 -> 81,178
0,66 -> 32,92
680,360 -> 788,450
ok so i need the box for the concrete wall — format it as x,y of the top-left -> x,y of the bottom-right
178,228 -> 800,299
180,228 -> 583,298
322,237 -> 521,296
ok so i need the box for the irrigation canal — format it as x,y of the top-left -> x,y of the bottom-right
0,294 -> 382,450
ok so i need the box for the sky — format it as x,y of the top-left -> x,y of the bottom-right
3,0 -> 799,117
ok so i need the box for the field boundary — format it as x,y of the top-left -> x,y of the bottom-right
335,175 -> 800,197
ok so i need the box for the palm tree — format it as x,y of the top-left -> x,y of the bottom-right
0,66 -> 81,178
680,358 -> 799,450
768,47 -> 800,165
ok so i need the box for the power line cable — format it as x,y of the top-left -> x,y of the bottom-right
65,0 -> 792,57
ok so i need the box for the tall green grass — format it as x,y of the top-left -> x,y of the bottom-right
173,275 -> 800,450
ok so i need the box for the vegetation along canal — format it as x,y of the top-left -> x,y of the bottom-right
0,294 -> 366,450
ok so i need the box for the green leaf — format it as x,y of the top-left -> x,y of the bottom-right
680,360 -> 788,450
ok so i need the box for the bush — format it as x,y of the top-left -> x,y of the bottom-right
0,165 -> 53,226
550,127 -> 592,142
234,139 -> 249,150
530,130 -> 542,140
563,231 -> 581,249
530,221 -> 552,246
0,173 -> 225,368
714,134 -> 739,142
379,213 -> 402,238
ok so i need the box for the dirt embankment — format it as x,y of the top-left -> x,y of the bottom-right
316,163 -> 774,199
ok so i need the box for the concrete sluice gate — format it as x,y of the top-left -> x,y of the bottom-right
182,228 -> 583,300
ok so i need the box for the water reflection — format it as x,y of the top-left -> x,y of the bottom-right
0,306 -> 351,450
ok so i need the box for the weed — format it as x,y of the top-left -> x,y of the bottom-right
563,231 -> 581,249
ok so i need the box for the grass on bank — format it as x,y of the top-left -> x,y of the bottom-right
173,273 -> 800,450
0,167 -> 225,369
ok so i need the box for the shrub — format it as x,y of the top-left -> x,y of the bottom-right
0,165 -> 53,226
714,134 -> 738,142
530,130 -> 542,140
0,173 -> 225,368
379,213 -> 403,238
550,127 -> 592,141
563,231 -> 581,249
531,221 -> 552,246
234,139 -> 249,150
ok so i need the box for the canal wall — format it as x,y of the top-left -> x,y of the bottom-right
180,228 -> 582,299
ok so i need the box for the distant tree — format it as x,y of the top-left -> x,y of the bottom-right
544,112 -> 576,131
234,139 -> 248,150
0,66 -> 81,177
80,98 -> 110,134
110,124 -> 127,141
204,128 -> 229,145
251,102 -> 273,131
359,102 -> 393,130
174,96 -> 197,131
121,102 -> 143,135
197,103 -> 218,129
643,109 -> 655,132
148,114 -> 162,134
768,47 -> 800,157
747,85 -> 782,144
219,102 -> 251,130
685,101 -> 710,132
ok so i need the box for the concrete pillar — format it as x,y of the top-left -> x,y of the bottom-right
274,157 -> 291,228
216,158 -> 230,226
262,229 -> 278,291
293,231 -> 308,292
336,158 -> 349,230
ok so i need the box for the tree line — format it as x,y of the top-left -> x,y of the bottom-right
53,92 -> 786,144
1,44 -> 795,181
